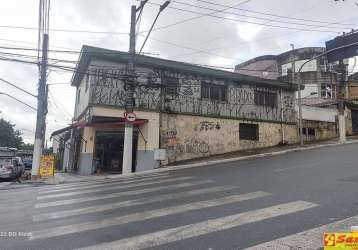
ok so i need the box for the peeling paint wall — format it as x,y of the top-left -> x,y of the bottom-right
302,120 -> 337,142
160,114 -> 298,164
87,59 -> 296,124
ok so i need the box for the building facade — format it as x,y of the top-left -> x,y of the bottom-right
65,46 -> 299,175
235,47 -> 351,141
235,47 -> 339,100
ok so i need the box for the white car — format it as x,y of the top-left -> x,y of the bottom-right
0,158 -> 24,180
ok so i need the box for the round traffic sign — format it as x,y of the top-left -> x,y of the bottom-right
125,112 -> 136,122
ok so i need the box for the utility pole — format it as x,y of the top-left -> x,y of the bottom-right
122,5 -> 137,174
337,60 -> 347,142
291,44 -> 304,146
122,1 -> 170,174
32,34 -> 49,179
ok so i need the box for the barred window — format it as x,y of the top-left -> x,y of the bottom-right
254,90 -> 277,107
201,82 -> 227,101
162,76 -> 179,96
239,123 -> 259,141
303,128 -> 315,136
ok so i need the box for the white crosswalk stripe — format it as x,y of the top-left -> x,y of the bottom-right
38,175 -> 175,194
75,201 -> 318,250
37,176 -> 193,200
38,172 -> 170,192
30,191 -> 272,240
33,180 -> 213,221
35,184 -> 234,208
244,215 -> 358,250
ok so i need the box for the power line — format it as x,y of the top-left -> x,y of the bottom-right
0,91 -> 37,111
143,1 -> 342,34
0,78 -> 37,98
169,0 -> 350,30
138,0 -> 254,34
168,8 -> 357,60
0,24 -> 129,35
48,89 -> 72,120
196,0 -> 355,27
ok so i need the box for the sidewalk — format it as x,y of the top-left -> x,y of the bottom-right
170,136 -> 358,167
29,136 -> 358,185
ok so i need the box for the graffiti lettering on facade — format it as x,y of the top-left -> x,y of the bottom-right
183,138 -> 210,154
161,129 -> 177,141
198,121 -> 221,131
90,68 -> 296,123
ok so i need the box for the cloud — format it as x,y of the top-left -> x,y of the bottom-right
0,0 -> 357,146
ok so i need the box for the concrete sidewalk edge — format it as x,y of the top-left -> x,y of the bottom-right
53,139 -> 358,184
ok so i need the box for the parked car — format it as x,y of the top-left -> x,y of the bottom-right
23,159 -> 32,169
0,158 -> 24,180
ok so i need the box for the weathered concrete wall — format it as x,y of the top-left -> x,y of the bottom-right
160,114 -> 298,164
302,120 -> 337,142
74,73 -> 91,119
300,105 -> 337,123
235,59 -> 279,80
88,59 -> 296,124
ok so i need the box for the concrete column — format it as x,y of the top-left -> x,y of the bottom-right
78,126 -> 95,175
339,114 -> 346,143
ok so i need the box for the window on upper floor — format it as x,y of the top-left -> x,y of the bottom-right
201,82 -> 227,102
77,89 -> 81,104
85,73 -> 90,92
321,83 -> 337,99
254,90 -> 278,108
162,76 -> 179,96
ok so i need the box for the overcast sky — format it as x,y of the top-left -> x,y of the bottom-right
0,0 -> 357,144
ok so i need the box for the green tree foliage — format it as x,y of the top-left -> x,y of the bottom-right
0,118 -> 23,148
20,143 -> 34,150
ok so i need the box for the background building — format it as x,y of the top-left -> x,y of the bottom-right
235,47 -> 355,141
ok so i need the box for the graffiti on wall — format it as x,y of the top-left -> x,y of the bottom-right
197,121 -> 221,131
90,68 -> 296,123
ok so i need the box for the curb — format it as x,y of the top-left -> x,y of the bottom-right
166,140 -> 358,171
53,139 -> 358,184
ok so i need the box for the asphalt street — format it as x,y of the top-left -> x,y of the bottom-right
0,142 -> 358,250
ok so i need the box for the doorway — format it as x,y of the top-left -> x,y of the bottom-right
94,130 -> 138,174
352,110 -> 358,134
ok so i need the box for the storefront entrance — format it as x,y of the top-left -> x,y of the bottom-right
352,110 -> 358,133
94,131 -> 138,173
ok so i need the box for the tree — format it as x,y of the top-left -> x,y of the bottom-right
0,118 -> 23,148
20,143 -> 34,150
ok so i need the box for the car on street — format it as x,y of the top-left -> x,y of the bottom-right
23,159 -> 32,169
0,157 -> 24,180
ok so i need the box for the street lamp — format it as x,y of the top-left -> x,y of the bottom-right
139,1 -> 170,54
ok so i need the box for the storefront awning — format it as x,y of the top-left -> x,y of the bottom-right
71,118 -> 148,129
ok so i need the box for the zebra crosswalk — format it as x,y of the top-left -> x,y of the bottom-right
26,172 -> 354,250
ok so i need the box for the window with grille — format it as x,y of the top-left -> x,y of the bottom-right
303,128 -> 315,136
201,82 -> 227,101
254,90 -> 277,107
239,123 -> 259,141
162,76 -> 179,96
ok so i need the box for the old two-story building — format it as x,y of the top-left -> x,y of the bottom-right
58,45 -> 300,175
